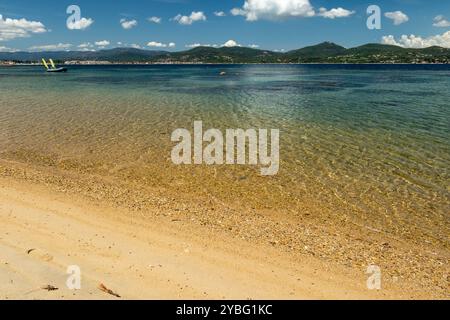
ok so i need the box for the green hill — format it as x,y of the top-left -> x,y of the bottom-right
1,42 -> 449,64
153,46 -> 283,63
284,42 -> 347,62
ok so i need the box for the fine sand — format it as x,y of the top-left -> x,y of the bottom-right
0,175 -> 445,300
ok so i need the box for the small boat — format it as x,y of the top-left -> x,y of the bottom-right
46,67 -> 68,73
42,58 -> 68,73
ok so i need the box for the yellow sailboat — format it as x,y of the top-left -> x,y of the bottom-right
42,58 -> 67,73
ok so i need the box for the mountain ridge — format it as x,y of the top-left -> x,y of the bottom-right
1,42 -> 449,64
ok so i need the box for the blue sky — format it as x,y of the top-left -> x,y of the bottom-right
0,0 -> 449,52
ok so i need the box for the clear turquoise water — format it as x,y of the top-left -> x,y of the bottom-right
0,64 -> 449,243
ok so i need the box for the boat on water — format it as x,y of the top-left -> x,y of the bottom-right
46,67 -> 68,73
42,59 -> 68,73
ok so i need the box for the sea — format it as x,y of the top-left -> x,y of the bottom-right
0,64 -> 449,244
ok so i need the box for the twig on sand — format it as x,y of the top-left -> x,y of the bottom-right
41,285 -> 59,291
25,285 -> 59,295
98,283 -> 121,298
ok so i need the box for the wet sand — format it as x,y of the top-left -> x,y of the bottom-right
0,160 -> 448,300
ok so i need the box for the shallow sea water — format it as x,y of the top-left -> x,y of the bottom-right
0,64 -> 449,245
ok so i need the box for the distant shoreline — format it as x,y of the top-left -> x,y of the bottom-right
2,62 -> 450,66
1,42 -> 449,65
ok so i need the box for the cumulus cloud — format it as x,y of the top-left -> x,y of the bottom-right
214,11 -> 226,17
147,41 -> 164,48
385,11 -> 409,25
222,39 -> 241,47
173,11 -> 207,25
381,31 -> 450,48
77,42 -> 95,52
186,41 -> 259,49
185,43 -> 201,48
147,41 -> 175,48
78,42 -> 93,48
185,43 -> 219,48
433,15 -> 450,28
120,19 -> 138,30
148,16 -> 162,24
67,17 -> 94,30
114,42 -> 145,49
231,1 -> 354,21
0,45 -> 18,52
230,8 -> 246,17
0,14 -> 47,41
318,7 -> 355,19
95,40 -> 110,47
78,42 -> 94,51
381,35 -> 402,46
29,43 -> 72,51
231,0 -> 315,21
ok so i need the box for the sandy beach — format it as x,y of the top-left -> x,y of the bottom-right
0,159 -> 447,300
0,176 -> 397,300
1,65 -> 449,300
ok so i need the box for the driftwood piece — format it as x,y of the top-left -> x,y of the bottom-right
98,283 -> 121,298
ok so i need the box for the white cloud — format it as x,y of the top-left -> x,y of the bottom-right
67,17 -> 94,30
147,41 -> 165,48
148,16 -> 162,24
222,40 -> 241,47
77,42 -> 96,51
433,15 -> 450,28
185,41 -> 259,49
0,14 -> 47,41
147,41 -> 175,48
185,43 -> 202,48
381,35 -> 401,46
385,11 -> 409,26
185,43 -> 219,48
29,43 -> 72,51
231,0 -> 315,21
231,8 -> 247,17
381,31 -> 450,48
214,11 -> 226,17
120,19 -> 138,30
95,40 -> 110,47
318,7 -> 355,19
0,45 -> 18,52
78,42 -> 93,49
231,1 -> 354,21
173,11 -> 207,25
114,43 -> 144,49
